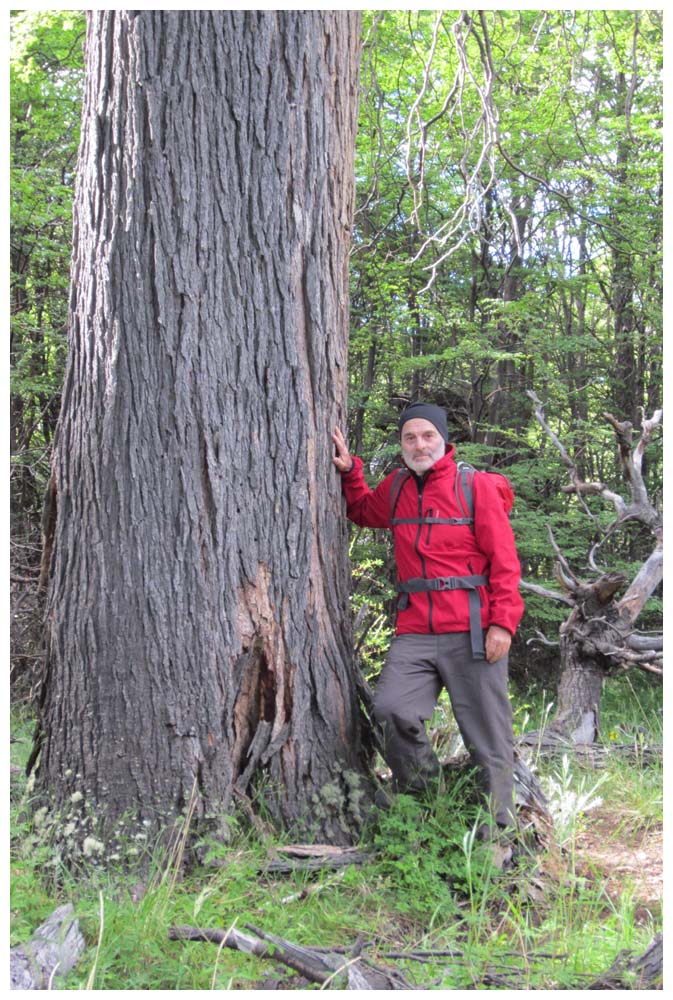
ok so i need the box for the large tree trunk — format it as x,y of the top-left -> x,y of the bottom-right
34,10 -> 366,849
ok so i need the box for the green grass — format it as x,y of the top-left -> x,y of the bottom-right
10,684 -> 663,991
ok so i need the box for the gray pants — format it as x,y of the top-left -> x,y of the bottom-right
372,632 -> 516,828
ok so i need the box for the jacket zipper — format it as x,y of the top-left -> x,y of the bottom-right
413,477 -> 433,633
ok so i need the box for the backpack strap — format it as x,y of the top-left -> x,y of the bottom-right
391,516 -> 473,526
388,468 -> 410,521
389,464 -> 476,527
455,461 -> 475,523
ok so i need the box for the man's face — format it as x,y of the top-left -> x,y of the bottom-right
400,418 -> 445,475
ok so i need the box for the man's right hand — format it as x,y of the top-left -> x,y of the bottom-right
331,427 -> 353,473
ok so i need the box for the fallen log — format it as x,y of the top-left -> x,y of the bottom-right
261,845 -> 374,875
516,732 -> 662,767
168,921 -> 414,989
10,904 -> 86,990
207,842 -> 374,876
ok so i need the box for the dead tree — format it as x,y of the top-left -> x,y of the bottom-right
523,393 -> 662,744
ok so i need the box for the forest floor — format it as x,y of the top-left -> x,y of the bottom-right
11,695 -> 664,990
574,807 -> 663,924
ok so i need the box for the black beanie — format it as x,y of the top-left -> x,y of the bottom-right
398,402 -> 449,442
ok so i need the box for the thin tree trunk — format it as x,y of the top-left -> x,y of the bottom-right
35,10 -> 366,850
610,70 -> 638,427
484,197 -> 530,457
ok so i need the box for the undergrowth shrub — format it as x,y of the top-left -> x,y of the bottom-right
369,781 -> 493,920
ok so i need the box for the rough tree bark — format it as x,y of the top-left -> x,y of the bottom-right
33,10 -> 367,851
524,393 -> 662,743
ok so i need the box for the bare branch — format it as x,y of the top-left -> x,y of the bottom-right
631,661 -> 663,677
604,409 -> 662,515
588,519 -> 628,571
527,391 -> 575,471
409,12 -> 502,292
636,409 -> 663,466
519,579 -> 575,606
559,480 -> 628,516
547,525 -> 578,585
616,542 -> 663,627
527,390 -> 615,521
405,12 -> 444,228
530,393 -> 663,537
526,629 -> 560,647
626,633 -> 663,652
553,562 -> 579,593
602,648 -> 663,675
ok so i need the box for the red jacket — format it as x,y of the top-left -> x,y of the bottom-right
340,446 -> 524,637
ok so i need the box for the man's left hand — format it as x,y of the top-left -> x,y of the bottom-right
485,625 -> 512,663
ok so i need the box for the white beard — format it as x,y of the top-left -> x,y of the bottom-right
402,442 -> 445,476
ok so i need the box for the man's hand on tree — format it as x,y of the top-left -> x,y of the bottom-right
332,427 -> 353,473
485,625 -> 512,663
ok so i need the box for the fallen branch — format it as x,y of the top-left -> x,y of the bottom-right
169,916 -> 662,990
389,934 -> 663,990
628,660 -> 663,677
168,921 -> 414,989
10,904 -> 86,990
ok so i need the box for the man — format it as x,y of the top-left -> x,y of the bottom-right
332,402 -> 524,838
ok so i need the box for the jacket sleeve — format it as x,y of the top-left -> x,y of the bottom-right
338,457 -> 392,529
472,473 -> 524,635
